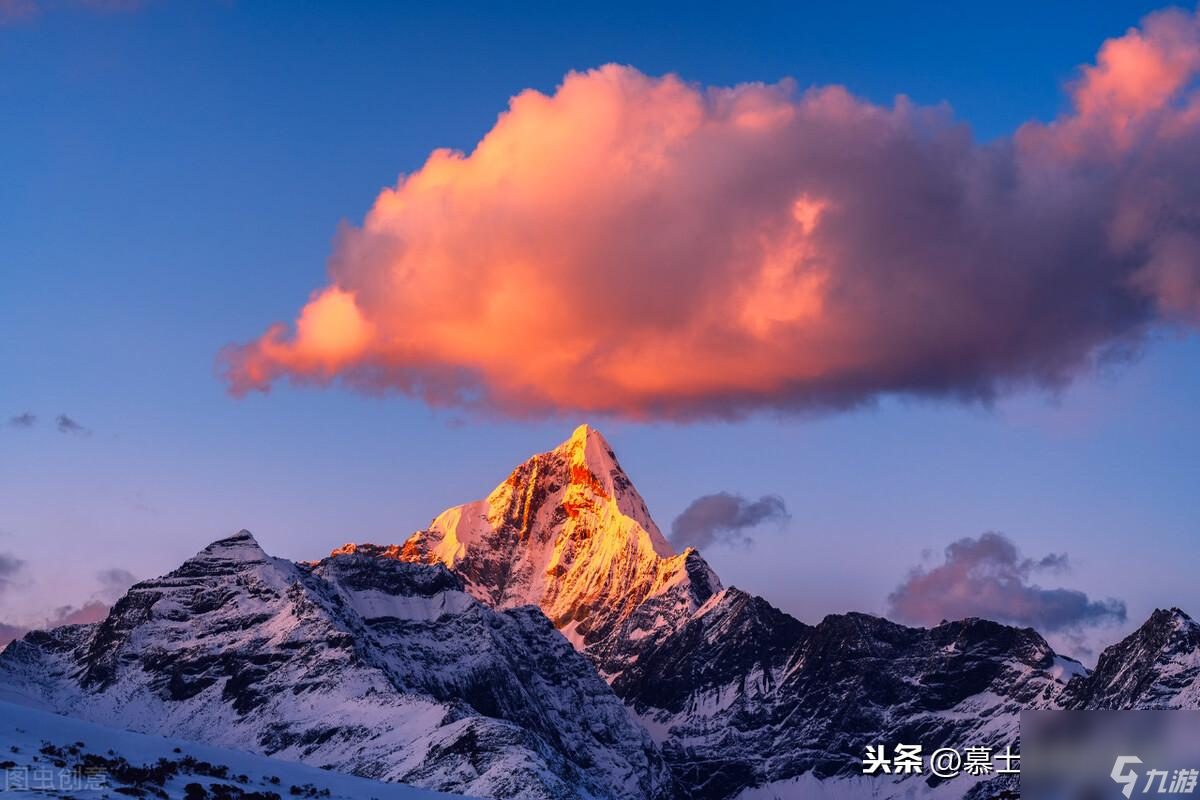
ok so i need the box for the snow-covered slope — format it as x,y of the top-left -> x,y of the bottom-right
395,424 -> 721,679
0,699 -> 462,799
0,531 -> 673,800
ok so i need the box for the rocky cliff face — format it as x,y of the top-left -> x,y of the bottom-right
0,531 -> 673,800
613,588 -> 1079,799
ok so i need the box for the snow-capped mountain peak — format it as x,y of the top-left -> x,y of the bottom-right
395,424 -> 721,678
554,423 -> 674,556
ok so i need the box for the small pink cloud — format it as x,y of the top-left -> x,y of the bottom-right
0,622 -> 28,647
0,602 -> 111,649
47,600 -> 110,626
0,567 -> 135,649
888,532 -> 1126,633
0,0 -> 37,24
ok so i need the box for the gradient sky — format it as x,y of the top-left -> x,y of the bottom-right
2,0 -> 1198,660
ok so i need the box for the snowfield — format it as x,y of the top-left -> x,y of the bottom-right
0,699 -> 465,799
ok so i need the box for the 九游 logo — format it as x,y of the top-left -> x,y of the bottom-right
1111,756 -> 1199,796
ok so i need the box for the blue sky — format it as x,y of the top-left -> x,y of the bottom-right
1,0 -> 1196,657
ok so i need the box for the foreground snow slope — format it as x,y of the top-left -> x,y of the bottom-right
0,699 -> 462,799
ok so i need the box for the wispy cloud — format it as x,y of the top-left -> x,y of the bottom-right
0,552 -> 25,593
887,532 -> 1126,633
0,602 -> 112,648
670,492 -> 790,550
0,0 -> 38,24
0,567 -> 132,649
95,567 -> 136,603
1,0 -> 144,26
56,414 -> 90,436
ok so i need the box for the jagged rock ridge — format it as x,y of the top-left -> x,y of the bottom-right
615,588 -> 1080,799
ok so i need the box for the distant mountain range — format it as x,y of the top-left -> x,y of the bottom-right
2,425 -> 1198,800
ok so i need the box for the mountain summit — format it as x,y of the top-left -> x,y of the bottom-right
392,424 -> 721,678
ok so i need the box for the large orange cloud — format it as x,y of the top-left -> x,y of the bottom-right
222,6 -> 1200,420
